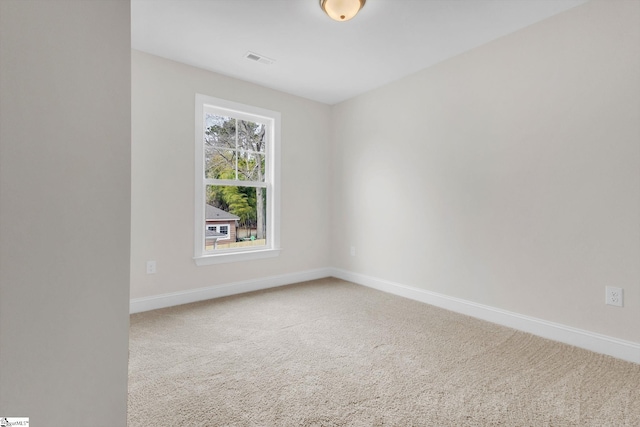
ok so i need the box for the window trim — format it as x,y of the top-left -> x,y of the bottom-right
194,94 -> 281,265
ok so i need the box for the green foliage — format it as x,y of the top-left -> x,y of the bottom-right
207,185 -> 257,228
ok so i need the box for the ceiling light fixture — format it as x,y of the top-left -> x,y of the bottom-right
320,0 -> 366,22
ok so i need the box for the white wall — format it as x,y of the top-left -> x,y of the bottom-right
331,0 -> 640,343
0,1 -> 131,425
131,51 -> 331,300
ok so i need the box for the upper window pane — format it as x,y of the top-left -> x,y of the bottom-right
204,116 -> 267,182
238,120 -> 266,154
205,114 -> 236,150
238,152 -> 265,182
205,148 -> 237,180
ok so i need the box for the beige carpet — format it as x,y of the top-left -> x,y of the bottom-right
128,278 -> 640,426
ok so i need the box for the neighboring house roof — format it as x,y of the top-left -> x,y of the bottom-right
205,229 -> 227,239
206,204 -> 240,221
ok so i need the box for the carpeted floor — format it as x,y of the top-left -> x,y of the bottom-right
128,278 -> 640,426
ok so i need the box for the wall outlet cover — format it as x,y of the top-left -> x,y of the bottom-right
605,286 -> 623,307
146,260 -> 157,274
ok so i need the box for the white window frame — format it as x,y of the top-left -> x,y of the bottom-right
206,224 -> 230,240
194,94 -> 281,265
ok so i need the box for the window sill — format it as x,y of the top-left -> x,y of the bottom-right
194,248 -> 281,266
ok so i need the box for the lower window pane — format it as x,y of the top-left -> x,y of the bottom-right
205,185 -> 267,251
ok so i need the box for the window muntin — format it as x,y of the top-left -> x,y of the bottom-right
194,95 -> 280,265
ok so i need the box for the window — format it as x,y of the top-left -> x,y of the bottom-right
206,224 -> 230,240
194,94 -> 280,265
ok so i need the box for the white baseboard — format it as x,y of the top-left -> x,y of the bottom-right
330,268 -> 640,365
129,266 -> 639,364
129,268 -> 333,314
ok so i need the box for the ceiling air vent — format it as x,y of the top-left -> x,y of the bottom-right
244,51 -> 274,65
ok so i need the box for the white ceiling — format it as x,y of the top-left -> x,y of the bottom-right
131,0 -> 588,105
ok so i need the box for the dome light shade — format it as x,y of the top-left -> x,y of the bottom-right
320,0 -> 366,22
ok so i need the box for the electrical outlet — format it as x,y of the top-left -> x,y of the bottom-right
605,286 -> 623,307
350,246 -> 356,257
146,260 -> 157,274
